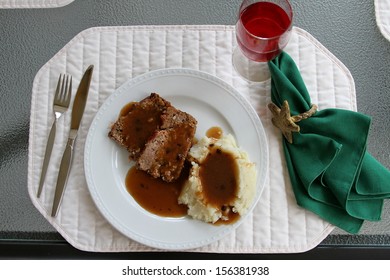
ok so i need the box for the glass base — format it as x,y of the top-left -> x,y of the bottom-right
232,47 -> 271,82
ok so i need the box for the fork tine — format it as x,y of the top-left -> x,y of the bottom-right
60,75 -> 67,102
56,74 -> 72,106
54,74 -> 63,101
65,76 -> 72,106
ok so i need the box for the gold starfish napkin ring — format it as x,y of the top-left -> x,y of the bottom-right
268,100 -> 317,144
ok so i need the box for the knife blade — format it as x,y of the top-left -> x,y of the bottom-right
51,65 -> 94,217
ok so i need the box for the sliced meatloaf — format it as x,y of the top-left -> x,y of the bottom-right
108,93 -> 197,182
137,107 -> 197,182
108,93 -> 171,160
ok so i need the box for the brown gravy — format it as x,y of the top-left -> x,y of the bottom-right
203,127 -> 241,224
124,124 -> 240,225
199,146 -> 239,209
119,101 -> 136,117
206,126 -> 223,139
125,164 -> 189,217
120,102 -> 163,156
215,206 -> 240,225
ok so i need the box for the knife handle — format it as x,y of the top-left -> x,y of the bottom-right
37,120 -> 56,198
51,134 -> 76,217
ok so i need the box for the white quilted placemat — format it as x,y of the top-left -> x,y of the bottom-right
0,0 -> 73,8
28,25 -> 357,253
375,0 -> 390,40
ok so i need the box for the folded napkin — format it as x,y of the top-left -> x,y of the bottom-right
268,51 -> 390,233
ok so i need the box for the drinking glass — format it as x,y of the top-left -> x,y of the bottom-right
233,0 -> 293,82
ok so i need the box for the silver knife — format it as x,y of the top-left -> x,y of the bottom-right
51,65 -> 94,217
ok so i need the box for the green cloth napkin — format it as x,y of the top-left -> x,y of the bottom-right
268,51 -> 390,233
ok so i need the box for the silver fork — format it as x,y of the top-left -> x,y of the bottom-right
37,74 -> 72,198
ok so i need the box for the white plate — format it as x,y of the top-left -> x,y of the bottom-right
84,68 -> 269,250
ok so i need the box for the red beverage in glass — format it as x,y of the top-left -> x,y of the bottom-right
236,1 -> 293,62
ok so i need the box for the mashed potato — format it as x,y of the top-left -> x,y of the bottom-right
178,134 -> 257,224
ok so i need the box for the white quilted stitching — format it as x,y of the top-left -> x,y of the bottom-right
27,26 -> 353,253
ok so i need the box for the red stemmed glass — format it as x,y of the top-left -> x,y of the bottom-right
233,0 -> 293,82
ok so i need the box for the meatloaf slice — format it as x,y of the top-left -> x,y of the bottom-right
137,107 -> 197,182
108,93 -> 171,160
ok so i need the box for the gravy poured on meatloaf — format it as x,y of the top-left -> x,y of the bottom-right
109,93 -> 170,160
109,93 -> 197,183
119,102 -> 163,158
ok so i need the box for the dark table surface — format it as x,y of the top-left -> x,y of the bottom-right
1,0 -> 389,259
